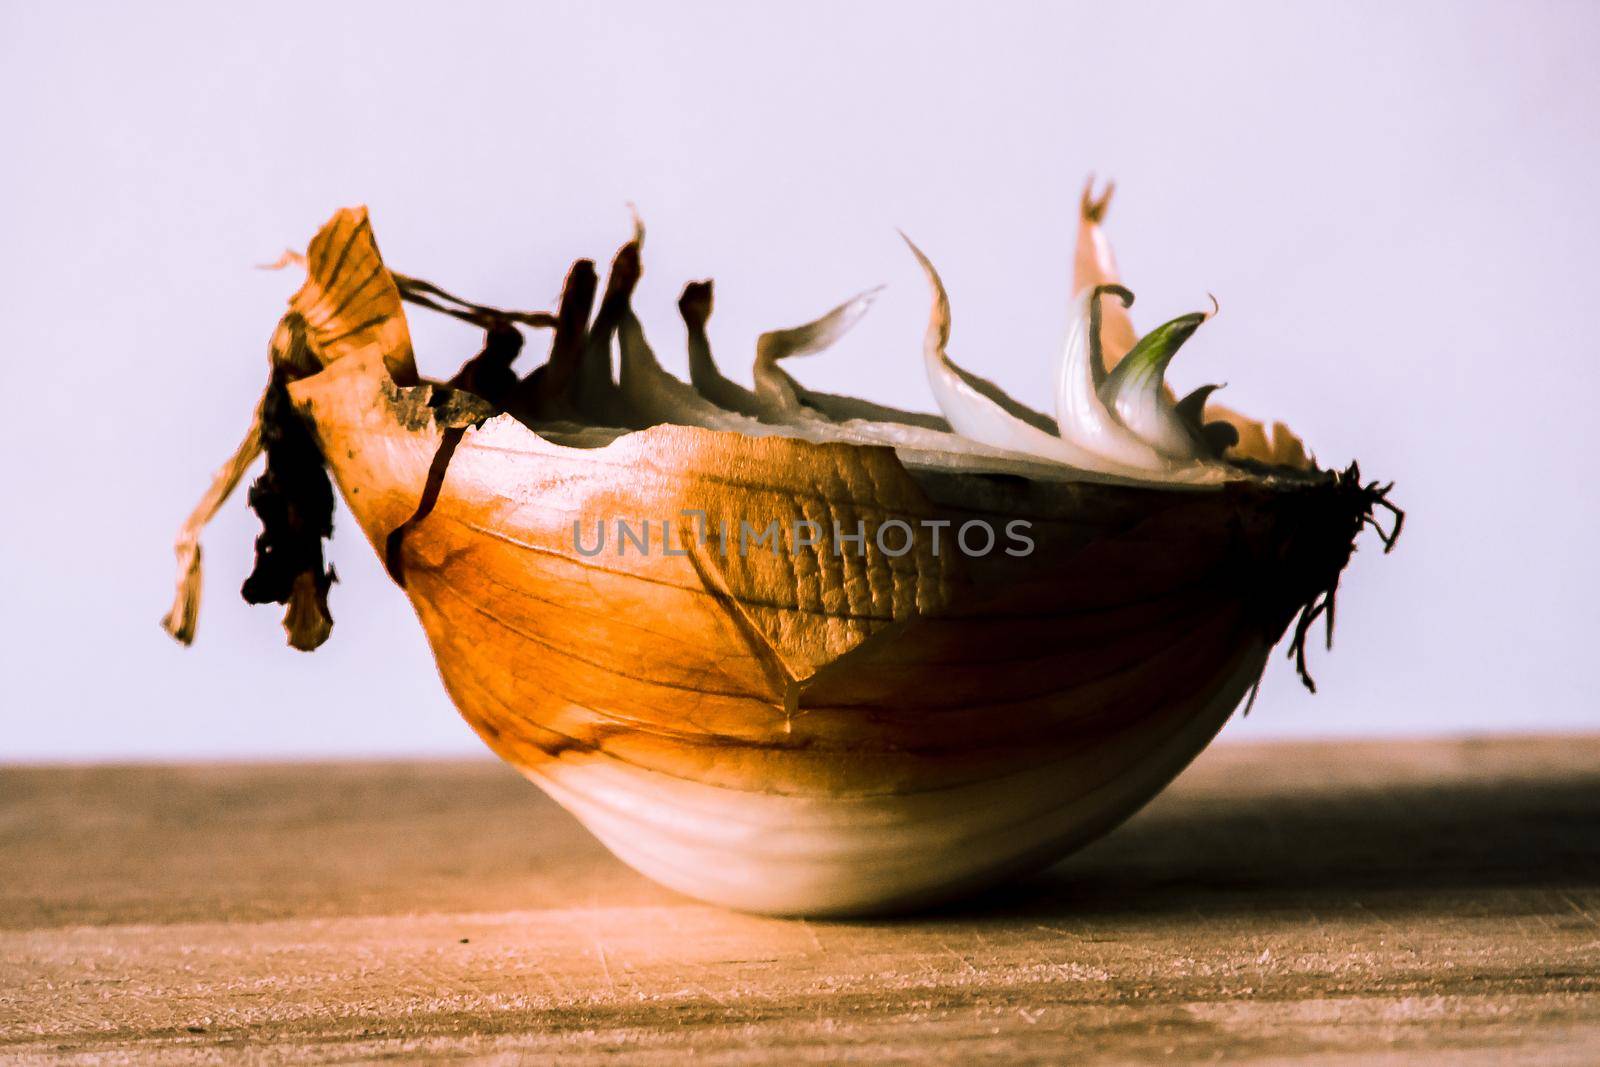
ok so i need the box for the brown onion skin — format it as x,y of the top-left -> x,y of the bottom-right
291,339 -> 1361,800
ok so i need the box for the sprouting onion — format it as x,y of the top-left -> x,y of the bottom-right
161,188 -> 1401,917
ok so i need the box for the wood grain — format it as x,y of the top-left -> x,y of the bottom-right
3,737 -> 1597,1064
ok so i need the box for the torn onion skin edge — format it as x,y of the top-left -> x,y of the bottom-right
239,369 -> 338,651
163,194 -> 1402,917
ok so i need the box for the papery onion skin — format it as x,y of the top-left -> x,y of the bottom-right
682,281 -> 766,419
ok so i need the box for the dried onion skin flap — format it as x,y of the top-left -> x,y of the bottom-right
164,202 -> 1399,916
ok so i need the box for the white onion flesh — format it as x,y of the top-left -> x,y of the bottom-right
752,289 -> 882,414
901,237 -> 1219,484
904,238 -> 1113,466
1099,312 -> 1210,459
1053,287 -> 1198,475
539,231 -> 1239,488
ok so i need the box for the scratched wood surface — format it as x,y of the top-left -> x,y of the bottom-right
2,737 -> 1597,1064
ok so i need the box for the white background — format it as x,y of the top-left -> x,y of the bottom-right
3,1 -> 1596,759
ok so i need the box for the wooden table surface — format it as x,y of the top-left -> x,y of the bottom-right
2,737 -> 1597,1064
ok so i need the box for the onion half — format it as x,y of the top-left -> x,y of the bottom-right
162,195 -> 1401,915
